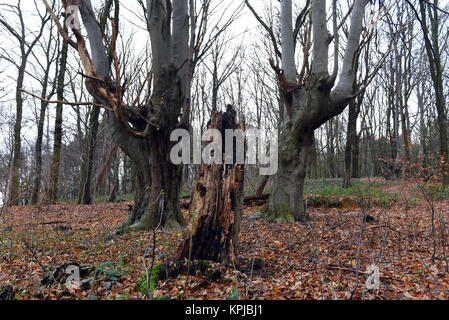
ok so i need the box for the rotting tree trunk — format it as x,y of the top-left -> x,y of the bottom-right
176,108 -> 244,265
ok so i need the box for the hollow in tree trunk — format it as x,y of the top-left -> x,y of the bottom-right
176,107 -> 245,265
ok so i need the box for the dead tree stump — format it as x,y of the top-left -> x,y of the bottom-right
176,106 -> 244,265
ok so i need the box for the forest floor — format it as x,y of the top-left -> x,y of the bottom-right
1,178 -> 449,300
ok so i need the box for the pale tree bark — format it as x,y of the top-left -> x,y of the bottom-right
343,96 -> 361,188
265,0 -> 368,222
281,0 -> 296,83
343,48 -> 365,188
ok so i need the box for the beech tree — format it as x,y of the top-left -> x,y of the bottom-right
48,0 -> 190,230
249,0 -> 371,222
43,0 -> 240,234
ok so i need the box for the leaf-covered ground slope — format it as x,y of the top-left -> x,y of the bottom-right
1,179 -> 449,300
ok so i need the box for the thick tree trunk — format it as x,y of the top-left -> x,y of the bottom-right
176,108 -> 244,265
55,0 -> 189,239
109,122 -> 187,235
265,126 -> 313,223
142,133 -> 186,228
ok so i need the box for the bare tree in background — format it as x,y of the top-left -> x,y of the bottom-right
29,19 -> 58,204
0,0 -> 50,205
48,14 -> 69,203
406,0 -> 449,185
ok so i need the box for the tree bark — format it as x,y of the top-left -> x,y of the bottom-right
343,86 -> 362,188
49,25 -> 69,203
176,108 -> 244,265
266,123 -> 313,222
352,132 -> 360,178
78,106 -> 100,205
31,68 -> 51,205
8,57 -> 26,206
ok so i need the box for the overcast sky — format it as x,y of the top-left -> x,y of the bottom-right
0,0 -> 270,147
0,0 -> 447,155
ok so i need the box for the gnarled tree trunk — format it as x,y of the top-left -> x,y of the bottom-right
263,0 -> 368,223
63,0 -> 190,234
